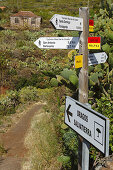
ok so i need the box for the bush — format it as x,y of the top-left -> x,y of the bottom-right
0,90 -> 20,115
19,86 -> 39,103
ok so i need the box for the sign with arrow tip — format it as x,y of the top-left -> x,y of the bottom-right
34,37 -> 79,49
50,14 -> 83,31
67,104 -> 73,122
88,52 -> 108,66
65,96 -> 109,154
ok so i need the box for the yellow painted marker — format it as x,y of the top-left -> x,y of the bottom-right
88,43 -> 101,49
89,26 -> 94,32
74,55 -> 83,68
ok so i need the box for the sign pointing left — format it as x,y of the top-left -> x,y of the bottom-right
67,104 -> 73,122
50,14 -> 83,31
65,96 -> 109,154
34,37 -> 79,49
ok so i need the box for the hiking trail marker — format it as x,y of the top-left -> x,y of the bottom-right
74,52 -> 108,68
88,37 -> 101,49
65,96 -> 109,155
34,8 -> 110,170
89,19 -> 94,32
74,55 -> 83,68
34,37 -> 79,49
88,52 -> 108,66
50,14 -> 83,31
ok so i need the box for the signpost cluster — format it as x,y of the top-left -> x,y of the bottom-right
34,7 -> 110,170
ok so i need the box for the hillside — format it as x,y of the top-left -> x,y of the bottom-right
0,0 -> 113,169
0,0 -> 100,27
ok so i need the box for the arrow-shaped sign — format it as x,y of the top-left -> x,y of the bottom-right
66,104 -> 73,122
65,96 -> 109,154
34,37 -> 79,49
88,52 -> 108,66
50,14 -> 83,31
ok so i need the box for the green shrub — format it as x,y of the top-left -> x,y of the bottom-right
0,90 -> 20,115
69,74 -> 78,87
61,68 -> 76,80
19,86 -> 39,103
50,78 -> 58,87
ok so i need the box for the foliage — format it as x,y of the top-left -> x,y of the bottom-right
0,86 -> 39,116
57,155 -> 70,166
0,90 -> 20,115
95,97 -> 113,153
0,0 -> 112,169
50,78 -> 58,87
19,86 -> 39,103
0,144 -> 7,156
60,128 -> 78,169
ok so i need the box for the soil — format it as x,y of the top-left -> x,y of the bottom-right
0,103 -> 43,170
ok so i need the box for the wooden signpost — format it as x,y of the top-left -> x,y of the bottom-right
34,7 -> 109,170
78,7 -> 89,170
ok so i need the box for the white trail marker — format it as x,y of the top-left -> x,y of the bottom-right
65,96 -> 109,155
88,52 -> 108,66
34,37 -> 79,49
50,14 -> 83,31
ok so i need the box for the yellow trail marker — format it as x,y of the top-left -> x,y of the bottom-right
89,26 -> 94,32
74,55 -> 83,68
88,43 -> 101,49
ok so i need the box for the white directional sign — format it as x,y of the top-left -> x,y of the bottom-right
65,96 -> 109,154
50,14 -> 83,31
34,37 -> 79,49
88,52 -> 108,66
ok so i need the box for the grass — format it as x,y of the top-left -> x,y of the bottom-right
0,0 -> 100,28
23,108 -> 62,170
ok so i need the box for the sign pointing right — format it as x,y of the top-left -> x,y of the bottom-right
74,52 -> 108,68
88,52 -> 108,66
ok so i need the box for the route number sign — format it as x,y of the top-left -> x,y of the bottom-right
88,37 -> 101,49
89,19 -> 94,32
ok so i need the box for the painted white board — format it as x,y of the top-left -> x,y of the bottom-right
88,52 -> 108,66
34,37 -> 79,49
50,14 -> 83,31
65,96 -> 109,154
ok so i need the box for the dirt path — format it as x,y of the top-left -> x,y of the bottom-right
0,103 -> 43,170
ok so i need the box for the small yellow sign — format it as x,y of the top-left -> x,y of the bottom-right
89,26 -> 94,32
74,55 -> 83,68
88,43 -> 101,49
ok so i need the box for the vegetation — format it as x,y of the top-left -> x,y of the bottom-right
0,0 -> 113,169
23,108 -> 62,170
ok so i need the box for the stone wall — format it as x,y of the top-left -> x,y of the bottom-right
10,16 -> 41,30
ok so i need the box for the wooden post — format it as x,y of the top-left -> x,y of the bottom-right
78,7 -> 89,170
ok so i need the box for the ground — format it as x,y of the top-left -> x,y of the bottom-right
0,103 -> 43,170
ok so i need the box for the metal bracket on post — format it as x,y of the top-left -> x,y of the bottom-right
105,119 -> 110,157
82,139 -> 90,170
